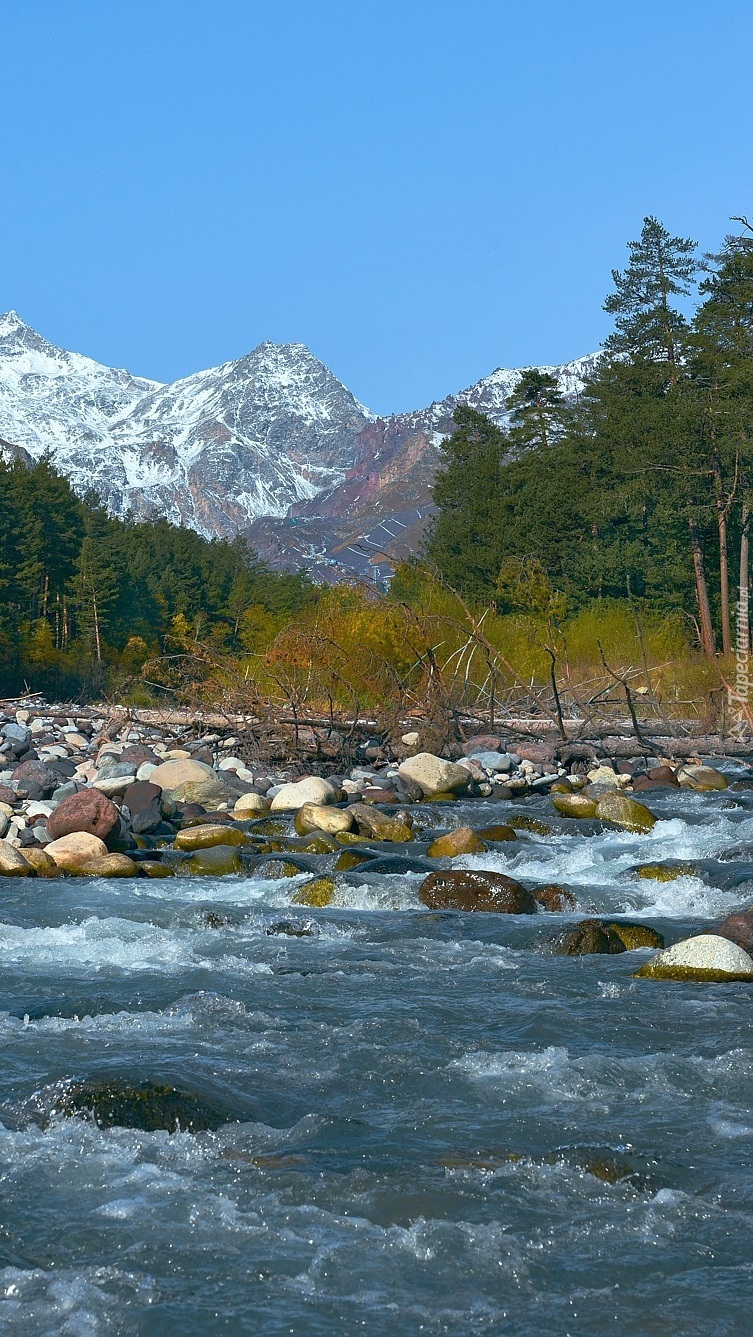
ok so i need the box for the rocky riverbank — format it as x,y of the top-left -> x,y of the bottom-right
0,700 -> 751,982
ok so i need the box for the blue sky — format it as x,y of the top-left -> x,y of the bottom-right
3,1 -> 752,413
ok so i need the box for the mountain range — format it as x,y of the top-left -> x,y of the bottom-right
0,310 -> 598,580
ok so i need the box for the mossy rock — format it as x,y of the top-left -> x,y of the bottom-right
189,844 -> 242,876
474,823 -> 517,841
292,876 -> 336,908
260,859 -> 303,879
334,849 -> 371,872
140,861 -> 175,878
596,792 -> 656,832
175,823 -> 248,852
36,1078 -> 233,1133
552,794 -> 599,819
606,921 -> 664,950
551,919 -> 626,955
506,816 -> 553,836
426,826 -> 487,857
550,781 -> 574,794
424,791 -> 458,802
247,818 -> 289,837
634,933 -> 753,981
296,833 -> 340,855
78,853 -> 139,878
634,862 -> 698,882
335,830 -> 369,845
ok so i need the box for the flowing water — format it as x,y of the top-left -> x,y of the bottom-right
2,776 -> 753,1334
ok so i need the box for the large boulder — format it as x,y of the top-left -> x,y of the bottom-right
676,763 -> 728,791
78,853 -> 139,878
398,753 -> 471,798
419,869 -> 536,913
174,823 -> 247,851
595,792 -> 656,832
148,758 -> 217,793
46,831 -> 108,870
635,933 -> 753,982
270,777 -> 339,811
714,911 -> 753,955
47,788 -> 120,842
188,844 -> 243,876
551,919 -> 663,955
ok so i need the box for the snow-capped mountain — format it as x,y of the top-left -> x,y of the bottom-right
0,310 -> 597,577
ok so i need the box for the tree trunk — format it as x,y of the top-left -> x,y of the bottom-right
716,476 -> 732,655
688,511 -> 716,657
92,589 -> 102,665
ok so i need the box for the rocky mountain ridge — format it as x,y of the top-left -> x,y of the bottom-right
0,311 -> 597,579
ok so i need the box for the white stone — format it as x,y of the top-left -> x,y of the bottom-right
401,731 -> 420,746
269,777 -> 339,811
148,758 -> 216,791
92,775 -> 136,797
638,934 -> 753,980
233,792 -> 271,815
25,802 -> 53,818
218,756 -> 244,772
136,762 -> 157,781
398,753 -> 471,798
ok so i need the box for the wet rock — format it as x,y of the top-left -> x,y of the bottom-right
356,854 -> 433,875
711,912 -> 753,955
333,849 -> 371,871
266,919 -> 318,937
609,922 -> 664,950
0,840 -> 32,875
506,816 -> 552,836
551,919 -> 627,955
78,853 -> 139,878
140,860 -> 175,878
552,793 -> 599,819
635,933 -> 753,981
47,788 -> 121,842
291,876 -> 336,907
270,777 -> 338,811
634,862 -> 697,882
595,792 -> 656,832
32,1078 -> 233,1132
189,844 -> 243,875
347,803 -> 414,843
398,753 -> 471,798
474,823 -> 517,841
22,847 -> 58,877
534,884 -> 576,912
426,826 -> 487,857
45,831 -> 108,870
294,803 -> 353,837
259,858 -> 306,879
419,869 -> 536,913
174,823 -> 247,851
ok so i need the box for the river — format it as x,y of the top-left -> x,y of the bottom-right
1,774 -> 753,1334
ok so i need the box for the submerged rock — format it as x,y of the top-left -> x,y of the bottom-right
291,876 -> 336,907
31,1078 -> 234,1132
552,793 -> 599,819
534,883 -> 576,912
474,823 -> 517,841
266,918 -> 318,937
634,862 -> 698,881
635,933 -> 753,982
419,869 -> 536,913
551,919 -> 627,955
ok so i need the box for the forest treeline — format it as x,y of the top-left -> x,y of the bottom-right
427,215 -> 753,661
0,455 -> 313,697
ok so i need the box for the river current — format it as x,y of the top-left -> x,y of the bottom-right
2,774 -> 753,1334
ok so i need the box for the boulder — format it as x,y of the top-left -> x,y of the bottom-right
91,775 -> 137,798
610,922 -> 664,950
47,788 -> 120,842
11,760 -> 58,796
595,792 -> 656,832
291,876 -> 336,907
426,826 -> 487,857
419,869 -> 536,913
189,844 -> 243,875
346,803 -> 413,842
676,764 -> 729,791
475,823 -> 517,841
22,847 -> 58,877
634,862 -> 697,881
711,912 -> 753,956
170,777 -> 237,808
0,840 -> 32,876
534,883 -> 576,911
45,831 -> 108,870
552,793 -> 599,819
175,823 -> 247,851
78,854 -> 139,878
32,1078 -> 233,1132
294,803 -> 354,836
270,777 -> 339,811
551,919 -> 627,955
148,758 -> 216,792
232,792 -> 271,815
635,933 -> 753,982
398,753 -> 471,798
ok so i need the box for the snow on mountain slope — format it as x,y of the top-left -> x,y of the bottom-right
0,311 -> 598,574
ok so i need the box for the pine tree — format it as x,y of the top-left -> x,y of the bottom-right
604,215 -> 698,372
427,407 -> 507,602
506,369 -> 566,453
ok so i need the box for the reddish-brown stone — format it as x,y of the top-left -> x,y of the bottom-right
12,760 -> 59,794
647,765 -> 680,785
535,883 -> 577,912
47,788 -> 121,841
419,869 -> 536,913
714,912 -> 753,955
